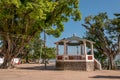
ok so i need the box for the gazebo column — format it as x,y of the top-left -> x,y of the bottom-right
91,43 -> 94,55
77,46 -> 79,55
63,41 -> 67,60
83,41 -> 87,60
66,44 -> 68,55
56,43 -> 59,55
83,41 -> 87,55
90,43 -> 94,60
81,44 -> 84,55
64,41 -> 67,55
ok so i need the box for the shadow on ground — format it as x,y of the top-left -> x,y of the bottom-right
90,75 -> 120,79
16,64 -> 60,71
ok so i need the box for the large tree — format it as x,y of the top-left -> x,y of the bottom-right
82,13 -> 119,70
0,0 -> 81,68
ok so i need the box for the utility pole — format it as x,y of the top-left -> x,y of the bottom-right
118,34 -> 120,54
44,30 -> 47,69
39,41 -> 42,64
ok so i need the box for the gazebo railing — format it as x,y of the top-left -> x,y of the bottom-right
57,54 -> 94,61
57,55 -> 86,60
86,55 -> 94,61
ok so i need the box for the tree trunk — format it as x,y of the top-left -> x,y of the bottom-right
0,33 -> 32,69
0,34 -> 15,69
25,52 -> 29,63
0,55 -> 14,69
108,55 -> 114,70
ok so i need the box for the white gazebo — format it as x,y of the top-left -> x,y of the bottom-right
55,34 -> 101,71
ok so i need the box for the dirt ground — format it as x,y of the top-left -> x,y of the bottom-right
0,63 -> 120,80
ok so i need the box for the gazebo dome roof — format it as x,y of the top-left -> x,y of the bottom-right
55,34 -> 94,46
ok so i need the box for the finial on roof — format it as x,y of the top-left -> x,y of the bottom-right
73,33 -> 76,37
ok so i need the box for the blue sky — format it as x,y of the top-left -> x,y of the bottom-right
41,0 -> 120,47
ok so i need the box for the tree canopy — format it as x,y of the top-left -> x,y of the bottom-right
82,13 -> 120,69
0,0 -> 81,37
0,0 -> 81,68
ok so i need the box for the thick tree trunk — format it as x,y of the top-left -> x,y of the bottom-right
0,55 -> 14,69
0,33 -> 32,69
108,55 -> 114,70
0,34 -> 16,69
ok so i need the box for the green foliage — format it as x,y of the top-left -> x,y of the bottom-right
42,47 -> 56,60
0,0 -> 81,68
115,59 -> 120,66
94,51 -> 107,68
23,34 -> 56,61
0,0 -> 81,37
0,0 -> 81,57
110,13 -> 120,35
82,13 -> 119,69
24,34 -> 43,60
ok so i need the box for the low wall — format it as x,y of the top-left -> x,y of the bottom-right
56,60 -> 94,71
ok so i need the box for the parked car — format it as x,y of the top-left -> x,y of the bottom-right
0,58 -> 21,65
0,57 -> 4,65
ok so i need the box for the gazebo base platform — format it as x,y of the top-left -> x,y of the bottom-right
56,60 -> 94,71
